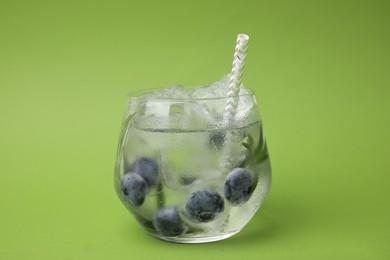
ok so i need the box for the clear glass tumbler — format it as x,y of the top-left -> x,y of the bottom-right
114,88 -> 271,243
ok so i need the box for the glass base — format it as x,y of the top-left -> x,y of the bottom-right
149,230 -> 241,243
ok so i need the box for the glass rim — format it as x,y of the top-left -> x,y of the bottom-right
127,86 -> 256,101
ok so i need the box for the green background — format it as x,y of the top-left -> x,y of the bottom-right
1,0 -> 389,259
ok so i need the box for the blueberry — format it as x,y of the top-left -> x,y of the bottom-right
209,131 -> 226,150
179,175 -> 198,185
133,157 -> 160,187
224,168 -> 254,205
153,207 -> 185,237
185,190 -> 224,222
121,173 -> 147,207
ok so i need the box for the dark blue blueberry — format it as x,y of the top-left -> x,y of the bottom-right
133,157 -> 160,187
179,175 -> 198,185
185,190 -> 224,222
224,168 -> 254,205
209,131 -> 226,150
121,173 -> 147,207
153,207 -> 185,237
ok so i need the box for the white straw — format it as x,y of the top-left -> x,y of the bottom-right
220,34 -> 250,171
223,34 -> 249,125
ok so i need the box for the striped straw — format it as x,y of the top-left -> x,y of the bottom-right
220,34 -> 249,171
223,34 -> 249,125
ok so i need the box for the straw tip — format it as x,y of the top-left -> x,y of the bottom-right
237,34 -> 249,41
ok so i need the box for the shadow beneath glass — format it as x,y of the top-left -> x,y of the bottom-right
218,196 -> 312,246
119,193 -> 314,248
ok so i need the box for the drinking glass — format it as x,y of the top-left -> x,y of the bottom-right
114,87 -> 271,243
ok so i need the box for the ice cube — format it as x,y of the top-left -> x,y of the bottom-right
145,101 -> 170,117
190,75 -> 229,99
142,85 -> 189,99
235,87 -> 257,121
160,132 -> 220,189
190,75 -> 255,124
131,76 -> 256,131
